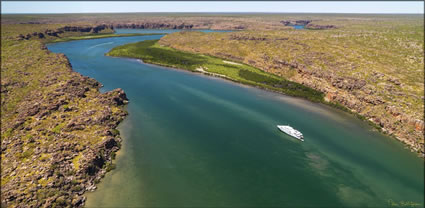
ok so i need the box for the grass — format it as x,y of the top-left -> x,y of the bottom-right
72,153 -> 82,170
52,123 -> 65,134
107,39 -> 324,102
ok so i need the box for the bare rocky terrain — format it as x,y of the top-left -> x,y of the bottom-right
1,23 -> 127,207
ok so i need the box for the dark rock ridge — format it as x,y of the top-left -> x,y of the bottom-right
17,24 -> 113,40
280,20 -> 336,30
114,22 -> 194,29
280,20 -> 312,26
20,21 -> 41,24
305,24 -> 337,30
229,33 -> 268,41
15,21 -> 247,41
110,21 -> 247,30
16,23 -> 198,40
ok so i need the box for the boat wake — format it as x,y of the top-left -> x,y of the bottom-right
88,42 -> 113,49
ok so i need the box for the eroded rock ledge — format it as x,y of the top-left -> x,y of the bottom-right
280,20 -> 337,29
17,24 -> 113,40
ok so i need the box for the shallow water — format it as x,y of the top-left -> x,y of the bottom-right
47,30 -> 424,207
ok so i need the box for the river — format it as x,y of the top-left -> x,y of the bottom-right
47,29 -> 424,207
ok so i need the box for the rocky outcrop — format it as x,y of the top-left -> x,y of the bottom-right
292,69 -> 423,154
229,34 -> 268,41
16,24 -> 113,40
331,77 -> 366,91
305,24 -> 337,30
280,20 -> 312,26
1,75 -> 128,207
215,52 -> 244,62
61,25 -> 111,33
280,20 -> 336,30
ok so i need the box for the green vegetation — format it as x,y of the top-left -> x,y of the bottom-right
107,39 -> 324,102
110,129 -> 120,136
19,149 -> 33,160
52,123 -> 65,134
105,162 -> 116,172
47,33 -> 166,43
72,153 -> 82,170
108,40 -> 205,70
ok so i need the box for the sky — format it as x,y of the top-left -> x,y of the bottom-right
1,1 -> 424,14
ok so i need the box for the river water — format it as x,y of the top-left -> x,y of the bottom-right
48,29 -> 424,207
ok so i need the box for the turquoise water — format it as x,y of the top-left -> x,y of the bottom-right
293,25 -> 305,29
47,30 -> 424,207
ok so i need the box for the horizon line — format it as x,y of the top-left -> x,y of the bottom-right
2,11 -> 424,15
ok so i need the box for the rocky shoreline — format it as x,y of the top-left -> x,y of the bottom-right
1,24 -> 128,207
158,29 -> 424,157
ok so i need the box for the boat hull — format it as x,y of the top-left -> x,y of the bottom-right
277,125 -> 304,142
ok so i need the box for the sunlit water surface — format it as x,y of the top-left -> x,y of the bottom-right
47,29 -> 424,207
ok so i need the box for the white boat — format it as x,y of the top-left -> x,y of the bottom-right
277,125 -> 304,141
